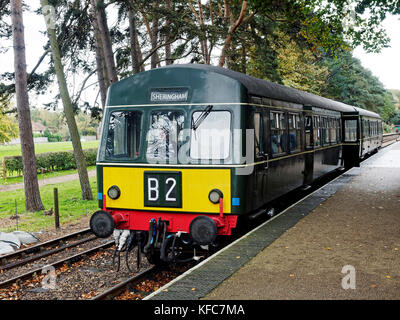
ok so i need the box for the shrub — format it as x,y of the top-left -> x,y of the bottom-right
3,148 -> 98,177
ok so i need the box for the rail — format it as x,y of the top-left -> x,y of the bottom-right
382,133 -> 399,146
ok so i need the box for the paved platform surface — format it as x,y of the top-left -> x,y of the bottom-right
147,142 -> 400,300
204,142 -> 400,299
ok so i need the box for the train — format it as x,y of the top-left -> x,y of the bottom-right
89,64 -> 382,268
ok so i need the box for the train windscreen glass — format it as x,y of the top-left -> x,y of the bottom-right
146,111 -> 185,162
100,111 -> 142,160
190,111 -> 231,160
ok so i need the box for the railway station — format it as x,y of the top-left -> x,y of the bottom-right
146,140 -> 400,300
2,1 -> 400,305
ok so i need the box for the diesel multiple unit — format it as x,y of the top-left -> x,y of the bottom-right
89,64 -> 382,267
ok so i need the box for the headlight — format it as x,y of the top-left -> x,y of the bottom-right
107,185 -> 121,200
208,189 -> 223,204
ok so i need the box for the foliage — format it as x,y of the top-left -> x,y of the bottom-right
388,89 -> 400,111
43,128 -> 62,142
3,148 -> 98,177
271,32 -> 329,95
319,51 -> 396,121
0,102 -> 18,143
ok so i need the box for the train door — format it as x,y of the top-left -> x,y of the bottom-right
342,115 -> 360,167
252,111 -> 267,210
304,111 -> 314,185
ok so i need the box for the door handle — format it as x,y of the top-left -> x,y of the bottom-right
264,154 -> 269,170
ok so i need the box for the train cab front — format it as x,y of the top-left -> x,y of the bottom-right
90,105 -> 239,267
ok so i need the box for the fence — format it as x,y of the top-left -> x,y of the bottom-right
2,137 -> 49,145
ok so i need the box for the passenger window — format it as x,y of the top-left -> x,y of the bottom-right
313,116 -> 321,147
305,116 -> 312,148
321,117 -> 329,145
345,120 -> 357,142
330,118 -> 336,143
270,112 -> 287,155
288,113 -> 301,153
363,119 -> 369,138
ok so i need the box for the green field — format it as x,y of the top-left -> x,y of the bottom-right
0,140 -> 99,160
0,176 -> 98,232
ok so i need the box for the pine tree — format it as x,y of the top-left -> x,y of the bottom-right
11,0 -> 45,212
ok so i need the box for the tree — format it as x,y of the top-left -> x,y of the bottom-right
321,51 -> 396,117
11,0 -> 45,212
91,0 -> 118,84
271,31 -> 329,95
41,0 -> 93,200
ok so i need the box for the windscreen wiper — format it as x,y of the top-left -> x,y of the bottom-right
191,105 -> 213,131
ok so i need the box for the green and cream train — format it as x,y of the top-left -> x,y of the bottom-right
89,64 -> 382,266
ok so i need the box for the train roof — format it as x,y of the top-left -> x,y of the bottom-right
159,64 -> 381,119
108,63 -> 381,119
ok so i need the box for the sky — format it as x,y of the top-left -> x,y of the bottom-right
353,14 -> 400,90
1,5 -> 399,111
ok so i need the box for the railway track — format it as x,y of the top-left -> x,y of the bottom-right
382,133 -> 399,146
91,262 -> 197,300
0,228 -> 95,273
0,240 -> 114,290
91,266 -> 156,300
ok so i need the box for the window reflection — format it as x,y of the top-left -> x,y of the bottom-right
146,111 -> 185,163
103,111 -> 141,160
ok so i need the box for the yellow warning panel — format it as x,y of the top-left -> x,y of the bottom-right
103,166 -> 231,214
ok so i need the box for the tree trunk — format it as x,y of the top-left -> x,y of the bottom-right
41,0 -> 93,200
94,36 -> 108,109
91,0 -> 118,84
218,0 -> 250,67
128,7 -> 141,74
165,0 -> 172,65
91,4 -> 108,108
11,0 -> 44,212
151,1 -> 159,69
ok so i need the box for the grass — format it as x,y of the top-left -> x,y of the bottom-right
0,176 -> 98,233
0,140 -> 99,160
1,165 -> 96,185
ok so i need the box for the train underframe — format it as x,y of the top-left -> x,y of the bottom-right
90,199 -> 238,270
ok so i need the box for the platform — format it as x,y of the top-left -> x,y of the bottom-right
146,142 -> 400,300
